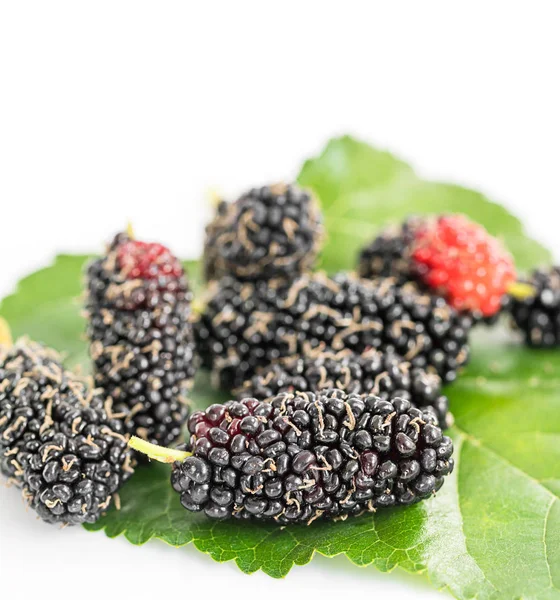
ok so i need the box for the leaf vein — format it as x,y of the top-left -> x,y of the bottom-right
454,426 -> 559,501
542,497 -> 559,592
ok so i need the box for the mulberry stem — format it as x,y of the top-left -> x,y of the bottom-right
206,187 -> 223,208
191,298 -> 206,316
0,317 -> 13,348
128,436 -> 191,463
507,281 -> 537,300
126,221 -> 135,240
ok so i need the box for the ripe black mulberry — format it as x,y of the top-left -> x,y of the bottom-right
358,217 -> 423,280
194,272 -> 472,388
155,390 -> 454,524
236,349 -> 451,428
202,183 -> 324,281
509,266 -> 560,347
86,231 -> 197,447
0,338 -> 133,525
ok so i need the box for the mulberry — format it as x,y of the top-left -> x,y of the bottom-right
202,183 -> 324,281
358,215 -> 517,318
358,217 -> 422,281
0,335 -> 133,525
236,349 -> 451,428
86,231 -> 197,448
132,390 -> 454,524
509,266 -> 560,347
194,272 -> 472,388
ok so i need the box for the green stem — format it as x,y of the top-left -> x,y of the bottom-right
191,298 -> 206,316
126,222 -> 135,240
128,436 -> 191,463
507,281 -> 537,301
0,317 -> 13,349
206,187 -> 223,208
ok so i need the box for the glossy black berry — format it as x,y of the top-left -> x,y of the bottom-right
236,349 -> 452,428
195,272 -> 472,388
171,390 -> 454,524
0,340 -> 133,525
86,232 -> 197,447
202,183 -> 324,281
358,217 -> 423,281
509,267 -> 560,347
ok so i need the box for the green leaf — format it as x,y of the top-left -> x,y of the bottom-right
83,335 -> 560,597
1,136 -> 559,599
298,135 -> 553,274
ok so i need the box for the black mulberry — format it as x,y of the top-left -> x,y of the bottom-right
86,231 -> 197,447
202,183 -> 324,281
509,267 -> 560,347
0,337 -> 133,525
236,349 -> 452,428
134,390 -> 454,524
194,272 -> 472,388
358,217 -> 423,280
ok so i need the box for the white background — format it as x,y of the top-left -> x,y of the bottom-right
0,2 -> 559,599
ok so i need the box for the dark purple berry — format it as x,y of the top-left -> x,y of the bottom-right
172,390 -> 454,524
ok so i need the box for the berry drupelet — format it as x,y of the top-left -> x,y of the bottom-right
133,390 -> 454,524
509,266 -> 560,347
0,335 -> 133,525
194,272 -> 472,388
202,183 -> 324,281
86,231 -> 197,448
358,215 -> 517,319
236,349 -> 452,429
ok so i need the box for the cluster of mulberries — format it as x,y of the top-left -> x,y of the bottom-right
170,390 -> 453,523
86,232 -> 197,448
509,266 -> 560,347
0,339 -> 133,525
236,349 -> 451,429
195,272 -> 472,388
202,183 -> 324,282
